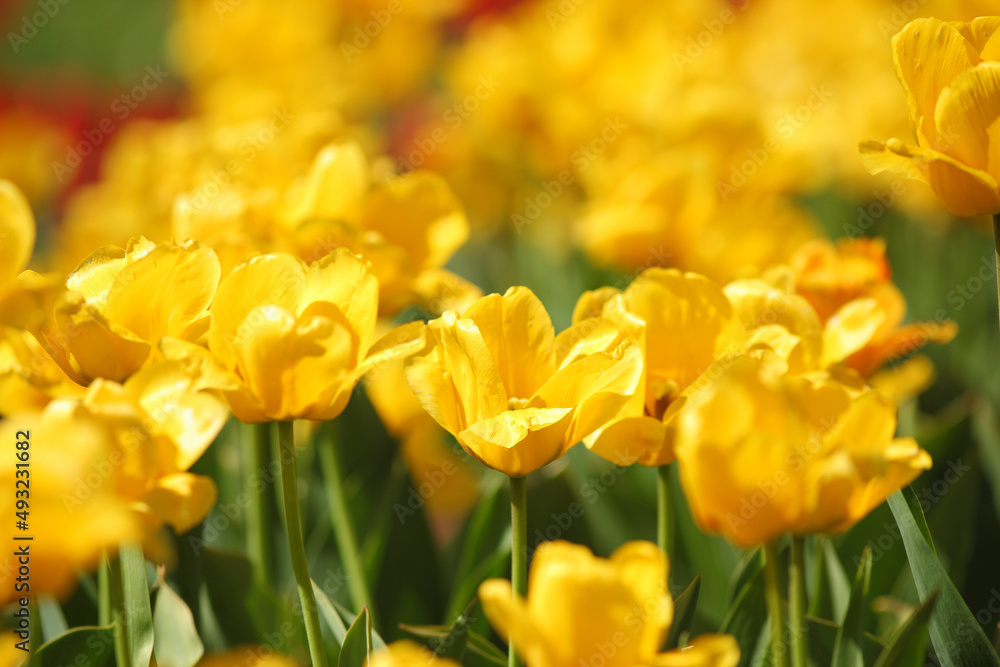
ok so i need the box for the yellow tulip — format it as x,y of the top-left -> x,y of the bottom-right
786,238 -> 956,398
195,647 -> 299,667
207,248 -> 425,422
860,17 -> 1000,217
479,540 -> 739,667
24,236 -> 221,385
0,403 -> 138,605
0,327 -> 84,417
370,642 -> 460,667
405,286 -> 644,477
364,345 -> 480,531
571,268 -> 857,467
674,357 -> 932,547
0,180 -> 34,292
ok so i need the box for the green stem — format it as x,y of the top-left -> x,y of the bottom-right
98,550 -> 111,627
763,543 -> 788,667
789,536 -> 808,667
656,464 -> 674,563
993,214 -> 1000,333
509,475 -> 527,667
246,422 -> 274,584
277,421 -> 328,667
318,427 -> 375,621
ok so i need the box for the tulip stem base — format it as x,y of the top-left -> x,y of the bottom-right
993,215 -> 1000,334
509,474 -> 527,667
763,542 -> 788,667
656,464 -> 674,565
277,421 -> 328,667
789,536 -> 808,667
246,422 -> 274,585
319,425 -> 375,621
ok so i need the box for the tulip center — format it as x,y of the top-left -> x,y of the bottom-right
507,396 -> 530,411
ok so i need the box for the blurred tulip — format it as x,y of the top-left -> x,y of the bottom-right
371,642 -> 461,667
479,540 -> 739,667
405,286 -> 644,477
674,357 -> 932,547
860,17 -> 1000,217
0,403 -> 137,605
207,248 -> 425,422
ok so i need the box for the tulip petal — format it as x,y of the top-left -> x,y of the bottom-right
821,298 -> 885,368
304,247 -> 378,357
463,287 -> 556,401
934,62 -> 1000,177
209,254 -> 308,369
66,236 -> 157,308
59,298 -> 151,384
357,320 -> 427,381
610,541 -> 671,658
0,180 -> 34,288
860,138 -> 1000,216
291,140 -> 369,222
458,407 -> 572,477
586,415 -> 667,466
144,472 -> 219,534
479,579 -> 555,667
104,240 -> 221,343
654,634 -> 741,667
624,269 -> 732,410
891,18 -> 980,146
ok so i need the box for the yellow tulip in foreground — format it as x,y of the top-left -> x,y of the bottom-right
206,248 -> 425,422
404,286 -> 644,477
479,541 -> 739,667
26,236 -> 221,385
860,17 -> 1000,216
0,404 -> 137,605
674,357 -> 932,547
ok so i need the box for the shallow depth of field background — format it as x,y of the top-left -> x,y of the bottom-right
3,0 -> 1000,661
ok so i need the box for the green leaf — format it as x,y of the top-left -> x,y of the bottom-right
832,546 -> 872,667
434,597 -> 478,663
114,542 -> 154,667
972,403 -> 1000,520
331,599 -> 388,650
664,576 -> 700,650
873,593 -> 937,667
36,595 -> 68,643
887,489 -> 999,667
339,607 -> 373,667
446,477 -> 509,623
312,578 -> 348,651
398,625 -> 506,667
721,547 -> 773,667
28,625 -> 116,667
153,582 -> 204,667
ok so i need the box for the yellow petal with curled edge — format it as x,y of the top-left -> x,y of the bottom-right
66,236 -> 157,308
104,240 -> 221,344
144,473 -> 219,534
860,138 -> 1000,216
821,298 -> 884,369
58,297 -> 151,384
457,407 -> 573,477
303,247 -> 378,357
463,286 -> 556,401
934,62 -> 1000,179
0,179 -> 34,289
208,254 -> 307,370
891,18 -> 980,147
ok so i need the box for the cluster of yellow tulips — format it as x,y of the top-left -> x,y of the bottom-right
3,1 -> 1000,667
